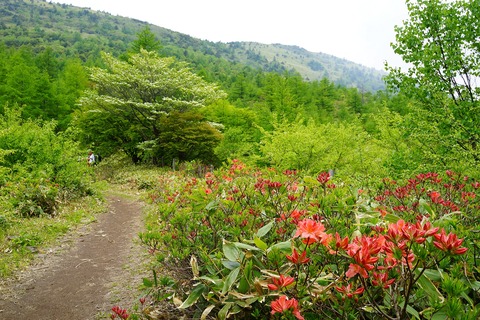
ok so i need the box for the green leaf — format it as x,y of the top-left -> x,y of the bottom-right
461,291 -> 474,307
223,241 -> 241,262
416,271 -> 444,303
233,242 -> 260,251
267,240 -> 292,253
198,276 -> 222,287
200,304 -> 215,320
253,236 -> 268,251
179,283 -> 206,309
384,214 -> 401,223
142,277 -> 153,288
422,268 -> 443,282
431,311 -> 448,320
238,276 -> 250,294
406,305 -> 420,319
218,303 -> 232,320
205,200 -> 217,211
303,176 -> 319,186
222,267 -> 240,294
244,260 -> 253,279
256,221 -> 273,238
222,260 -> 240,270
470,281 -> 480,290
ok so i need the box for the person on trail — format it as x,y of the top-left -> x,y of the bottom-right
87,150 -> 95,166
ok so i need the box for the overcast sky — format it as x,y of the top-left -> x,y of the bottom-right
53,0 -> 410,70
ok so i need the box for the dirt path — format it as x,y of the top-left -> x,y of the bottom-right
0,194 -> 147,320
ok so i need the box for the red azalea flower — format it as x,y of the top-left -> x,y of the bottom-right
335,283 -> 365,299
111,306 -> 129,320
286,249 -> 310,264
267,274 -> 295,291
271,295 -> 304,320
372,272 -> 395,289
433,229 -> 468,255
416,220 -> 439,237
316,171 -> 331,184
288,194 -> 298,201
462,191 -> 476,202
290,209 -> 306,220
328,232 -> 349,254
346,263 -> 369,279
294,219 -> 328,245
428,191 -> 442,204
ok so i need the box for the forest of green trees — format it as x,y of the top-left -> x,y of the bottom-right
0,0 -> 478,213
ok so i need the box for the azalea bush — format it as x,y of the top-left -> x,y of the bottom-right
139,160 -> 479,319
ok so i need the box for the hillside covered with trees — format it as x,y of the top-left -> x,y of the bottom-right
0,0 -> 478,175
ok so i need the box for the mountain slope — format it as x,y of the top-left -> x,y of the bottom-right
0,0 -> 385,91
224,42 -> 386,91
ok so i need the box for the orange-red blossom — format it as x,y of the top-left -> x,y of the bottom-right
335,283 -> 365,300
293,219 -> 331,245
433,229 -> 468,255
268,274 -> 295,291
286,249 -> 310,264
270,295 -> 304,320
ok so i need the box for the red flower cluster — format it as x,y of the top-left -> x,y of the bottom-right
268,274 -> 295,291
286,249 -> 310,264
433,229 -> 468,255
335,283 -> 365,300
316,171 -> 331,184
293,219 -> 331,245
291,217 -> 467,284
111,306 -> 129,320
271,295 -> 304,320
346,235 -> 384,278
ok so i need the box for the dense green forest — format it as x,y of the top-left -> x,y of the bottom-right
0,0 -> 478,178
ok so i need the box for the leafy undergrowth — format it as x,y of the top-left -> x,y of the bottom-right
112,160 -> 480,320
0,192 -> 105,278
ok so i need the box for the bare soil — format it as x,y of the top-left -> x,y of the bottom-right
0,193 -> 149,320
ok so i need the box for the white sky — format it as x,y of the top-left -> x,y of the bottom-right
53,0 -> 410,70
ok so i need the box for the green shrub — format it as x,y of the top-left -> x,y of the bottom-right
139,161 -> 479,319
0,104 -> 95,217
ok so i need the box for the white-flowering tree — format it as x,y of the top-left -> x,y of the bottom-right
76,49 -> 226,164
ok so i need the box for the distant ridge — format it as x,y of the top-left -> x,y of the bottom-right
224,42 -> 386,91
1,0 -> 385,91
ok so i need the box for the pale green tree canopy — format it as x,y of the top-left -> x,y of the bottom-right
77,50 -> 227,164
385,0 -> 480,165
259,117 -> 388,178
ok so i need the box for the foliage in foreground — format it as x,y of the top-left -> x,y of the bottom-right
132,160 -> 479,320
0,104 -> 100,277
0,105 -> 95,218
